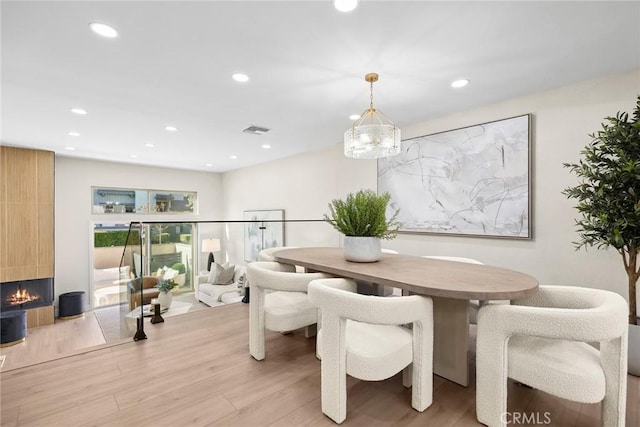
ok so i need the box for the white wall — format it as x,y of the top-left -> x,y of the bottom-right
55,158 -> 223,308
221,139 -> 376,263
222,69 -> 640,304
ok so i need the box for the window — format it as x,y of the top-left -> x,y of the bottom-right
92,187 -> 197,214
149,191 -> 195,213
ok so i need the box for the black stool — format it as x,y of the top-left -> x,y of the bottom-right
59,291 -> 85,319
1,310 -> 27,347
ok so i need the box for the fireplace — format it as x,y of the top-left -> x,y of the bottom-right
1,278 -> 54,312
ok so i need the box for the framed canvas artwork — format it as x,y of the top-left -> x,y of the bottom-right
244,209 -> 285,261
378,114 -> 531,239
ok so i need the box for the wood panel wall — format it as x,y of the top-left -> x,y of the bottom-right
0,147 -> 54,282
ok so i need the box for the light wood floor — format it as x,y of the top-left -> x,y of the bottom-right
0,312 -> 109,371
0,303 -> 638,426
0,293 -> 212,372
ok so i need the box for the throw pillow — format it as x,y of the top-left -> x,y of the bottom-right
207,264 -> 221,284
119,265 -> 131,280
211,263 -> 235,285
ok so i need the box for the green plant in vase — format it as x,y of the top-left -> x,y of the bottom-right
325,189 -> 401,239
155,279 -> 176,311
324,189 -> 401,262
157,279 -> 176,293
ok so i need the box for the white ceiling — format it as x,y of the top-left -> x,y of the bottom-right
2,1 -> 639,172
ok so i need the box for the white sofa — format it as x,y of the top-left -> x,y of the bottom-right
196,265 -> 246,307
93,265 -> 132,307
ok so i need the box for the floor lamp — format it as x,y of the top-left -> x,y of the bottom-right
202,238 -> 221,271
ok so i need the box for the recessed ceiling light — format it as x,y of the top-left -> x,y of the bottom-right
334,0 -> 358,12
130,154 -> 137,158
205,163 -> 213,167
68,131 -> 80,137
232,73 -> 249,83
165,126 -> 177,132
349,114 -> 360,120
71,108 -> 87,115
229,155 -> 238,160
261,144 -> 271,149
89,22 -> 118,38
144,143 -> 155,148
65,146 -> 76,151
451,79 -> 470,88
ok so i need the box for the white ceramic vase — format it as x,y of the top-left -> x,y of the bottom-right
629,323 -> 640,376
343,236 -> 381,262
157,291 -> 172,311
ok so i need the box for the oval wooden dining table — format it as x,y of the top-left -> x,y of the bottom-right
273,247 -> 539,387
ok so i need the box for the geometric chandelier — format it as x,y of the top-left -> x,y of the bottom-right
344,72 -> 401,159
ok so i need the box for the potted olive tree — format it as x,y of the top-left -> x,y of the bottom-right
563,95 -> 640,375
324,189 -> 401,262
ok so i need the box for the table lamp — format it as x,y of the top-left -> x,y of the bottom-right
202,238 -> 221,271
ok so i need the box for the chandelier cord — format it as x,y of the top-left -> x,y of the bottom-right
369,81 -> 374,111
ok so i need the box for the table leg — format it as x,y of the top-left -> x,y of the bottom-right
432,297 -> 470,387
399,290 -> 470,386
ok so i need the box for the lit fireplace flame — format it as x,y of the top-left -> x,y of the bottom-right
7,288 -> 40,306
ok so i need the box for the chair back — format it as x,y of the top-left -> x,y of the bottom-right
247,261 -> 329,292
258,246 -> 298,261
511,285 -> 629,341
309,278 -> 432,326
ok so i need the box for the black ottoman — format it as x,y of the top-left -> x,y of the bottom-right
0,310 -> 27,347
59,291 -> 85,319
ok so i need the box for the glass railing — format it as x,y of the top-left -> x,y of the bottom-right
110,218 -> 338,341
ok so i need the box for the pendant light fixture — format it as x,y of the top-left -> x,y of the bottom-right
344,73 -> 401,159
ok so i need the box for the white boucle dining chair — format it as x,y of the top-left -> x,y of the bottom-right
257,246 -> 297,261
476,285 -> 628,427
308,278 -> 434,424
258,246 -> 306,272
246,261 -> 331,361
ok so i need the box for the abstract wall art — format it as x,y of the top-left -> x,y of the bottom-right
244,209 -> 285,261
378,114 -> 531,238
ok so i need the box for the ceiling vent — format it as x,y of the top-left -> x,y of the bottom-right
242,125 -> 270,135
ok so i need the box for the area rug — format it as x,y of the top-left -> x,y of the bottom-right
93,292 -> 237,343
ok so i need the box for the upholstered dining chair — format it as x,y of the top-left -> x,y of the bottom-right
308,278 -> 434,424
246,261 -> 331,360
257,246 -> 298,261
476,285 -> 628,427
258,246 -> 306,272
